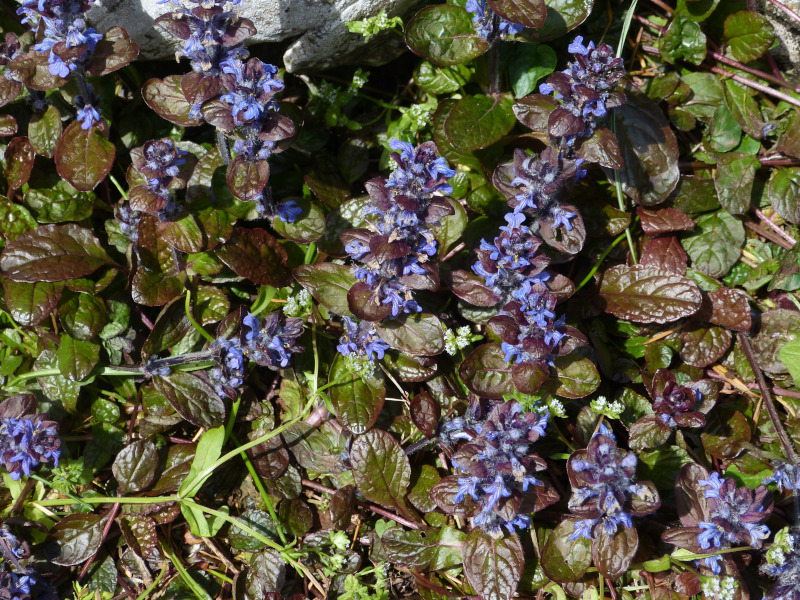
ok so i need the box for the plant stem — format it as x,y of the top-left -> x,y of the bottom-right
574,228 -> 631,292
765,0 -> 800,26
36,494 -> 178,507
185,286 -> 215,343
710,66 -> 800,110
611,0 -> 640,264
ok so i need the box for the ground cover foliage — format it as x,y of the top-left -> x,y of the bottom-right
1,0 -> 800,598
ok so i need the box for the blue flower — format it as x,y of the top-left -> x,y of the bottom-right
454,476 -> 481,503
699,472 -> 724,498
241,312 -> 304,371
276,200 -> 302,223
75,101 -> 100,129
698,521 -> 725,549
337,317 -> 390,361
465,0 -> 524,40
762,460 -> 800,491
569,519 -> 596,540
0,415 -> 61,480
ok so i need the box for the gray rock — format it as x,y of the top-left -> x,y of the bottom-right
757,0 -> 800,84
86,0 -> 423,72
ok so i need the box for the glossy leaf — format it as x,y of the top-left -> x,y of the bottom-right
54,122 -> 116,192
533,0 -> 593,41
142,75 -> 203,127
607,92 -> 680,206
216,227 -> 289,287
541,519 -> 593,582
724,10 -> 775,63
681,211 -> 745,278
767,167 -> 800,224
328,353 -> 385,434
0,223 -> 114,282
113,440 -> 159,494
49,514 -> 105,566
599,264 -> 702,324
714,152 -> 758,215
4,280 -> 63,326
154,371 -> 226,429
459,343 -> 515,399
350,429 -> 411,516
57,334 -> 100,381
375,313 -> 445,356
463,530 -> 524,600
405,5 -> 490,66
5,136 -> 35,193
271,198 -> 326,243
293,263 -> 356,316
445,94 -> 516,151
488,0 -> 546,29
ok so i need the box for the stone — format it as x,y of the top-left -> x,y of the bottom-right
87,0 -> 423,73
757,0 -> 800,84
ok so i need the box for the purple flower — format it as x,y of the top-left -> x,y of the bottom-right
650,369 -> 707,429
210,337 -> 246,399
0,415 -> 61,480
465,0 -> 523,40
75,101 -> 100,129
337,317 -> 390,361
220,58 -> 283,124
567,426 -> 659,540
242,312 -> 304,370
763,460 -> 800,491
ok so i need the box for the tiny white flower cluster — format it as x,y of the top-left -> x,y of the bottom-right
590,395 -> 624,419
349,68 -> 369,92
318,80 -> 338,104
701,576 -> 737,600
444,326 -> 472,355
766,526 -> 795,567
407,104 -> 431,129
283,289 -> 312,317
345,352 -> 378,378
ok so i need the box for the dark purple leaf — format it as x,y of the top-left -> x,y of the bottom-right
629,414 -> 672,451
87,26 -> 139,75
247,431 -> 289,479
410,391 -> 440,438
375,313 -> 445,356
48,514 -> 105,566
599,264 -> 702,324
350,429 -> 412,517
464,530 -> 524,600
0,223 -> 114,282
574,126 -> 624,169
142,75 -> 203,127
54,122 -> 115,192
10,51 -> 67,91
216,227 -> 289,287
488,0 -> 546,28
450,270 -> 501,307
5,136 -> 35,193
4,280 -> 63,326
347,282 -> 393,322
640,236 -> 689,275
226,155 -> 270,202
113,440 -> 159,494
293,263 -> 356,316
637,207 -> 694,236
592,526 -> 638,579
154,371 -> 226,428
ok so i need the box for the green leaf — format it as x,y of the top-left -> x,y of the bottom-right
54,122 -> 115,192
723,80 -> 766,139
349,428 -> 412,516
714,152 -> 758,214
375,313 -> 445,356
294,262 -> 357,316
660,15 -> 706,65
3,280 -> 63,326
610,92 -> 680,206
681,210 -> 745,278
767,167 -> 800,224
541,519 -> 592,582
508,43 -> 556,99
754,309 -> 800,375
0,194 -> 37,243
778,339 -> 800,385
463,530 -> 524,600
179,425 -> 226,499
414,61 -> 472,95
0,223 -> 114,282
112,440 -> 159,494
547,355 -> 600,398
28,105 -> 62,158
59,291 -> 107,341
599,264 -> 703,324
535,0 -> 593,41
24,181 -> 95,223
271,198 -> 326,244
34,348 -> 79,412
707,104 -> 742,153
405,5 -> 490,66
445,94 -> 516,151
228,509 -> 279,550
723,10 -> 775,63
154,372 -> 226,429
382,528 -> 437,569
434,197 -> 468,256
57,334 -> 100,381
328,353 -> 385,434
181,501 -> 228,538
